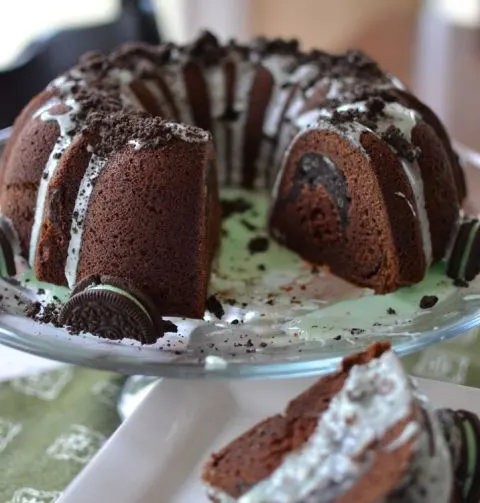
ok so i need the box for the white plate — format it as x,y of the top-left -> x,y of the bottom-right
58,376 -> 480,503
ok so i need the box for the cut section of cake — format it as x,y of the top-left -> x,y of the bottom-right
269,97 -> 460,293
202,342 -> 454,502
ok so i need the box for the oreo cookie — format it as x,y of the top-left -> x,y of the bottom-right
436,408 -> 480,502
59,276 -> 176,344
0,215 -> 18,277
446,217 -> 480,284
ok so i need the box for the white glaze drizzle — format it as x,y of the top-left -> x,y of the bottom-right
228,56 -> 257,186
388,73 -> 408,90
156,48 -> 193,124
108,68 -> 146,110
125,56 -> 177,118
64,153 -> 106,288
444,210 -> 464,264
269,68 -> 402,187
394,191 -> 417,217
264,64 -> 319,139
202,63 -> 228,185
28,89 -> 80,266
270,69 -> 327,179
253,54 -> 298,188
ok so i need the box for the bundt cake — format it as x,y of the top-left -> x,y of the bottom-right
0,31 -> 467,339
202,342 -> 461,502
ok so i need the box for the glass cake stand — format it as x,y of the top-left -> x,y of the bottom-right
1,132 -> 480,383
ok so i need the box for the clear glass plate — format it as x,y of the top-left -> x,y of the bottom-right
1,132 -> 480,379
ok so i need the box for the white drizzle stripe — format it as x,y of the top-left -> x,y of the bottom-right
64,153 -> 107,289
253,55 -> 298,188
157,51 -> 194,125
108,69 -> 146,111
264,64 -> 318,139
458,220 -> 480,281
131,58 -> 178,118
203,65 -> 228,186
229,58 -> 257,186
210,351 -> 418,503
271,84 -> 318,176
394,192 -> 417,217
28,94 -> 80,266
32,97 -> 62,120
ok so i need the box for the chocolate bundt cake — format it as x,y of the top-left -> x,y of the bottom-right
203,342 -> 480,503
0,32 -> 467,339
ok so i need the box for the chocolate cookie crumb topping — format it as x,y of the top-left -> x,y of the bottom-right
381,125 -> 421,162
221,198 -> 253,219
206,295 -> 225,319
419,295 -> 438,309
248,237 -> 270,254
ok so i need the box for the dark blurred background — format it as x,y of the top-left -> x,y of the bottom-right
0,0 -> 479,150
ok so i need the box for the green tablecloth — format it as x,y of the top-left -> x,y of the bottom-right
0,367 -> 123,503
1,330 -> 480,503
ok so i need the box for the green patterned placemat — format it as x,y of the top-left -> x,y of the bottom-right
0,367 -> 123,503
403,328 -> 480,387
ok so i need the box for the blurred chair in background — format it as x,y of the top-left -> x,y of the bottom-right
0,0 -> 161,129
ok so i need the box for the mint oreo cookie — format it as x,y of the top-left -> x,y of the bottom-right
0,215 -> 17,277
446,217 -> 480,284
436,408 -> 480,502
59,276 -> 176,344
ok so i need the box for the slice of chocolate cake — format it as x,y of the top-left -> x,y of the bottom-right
35,112 -> 221,321
202,343 -> 453,502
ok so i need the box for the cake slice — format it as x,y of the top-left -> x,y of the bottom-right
35,112 -> 221,325
202,342 -> 455,502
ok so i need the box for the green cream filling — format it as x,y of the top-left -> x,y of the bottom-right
459,221 -> 480,281
462,418 -> 478,499
85,284 -> 152,322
